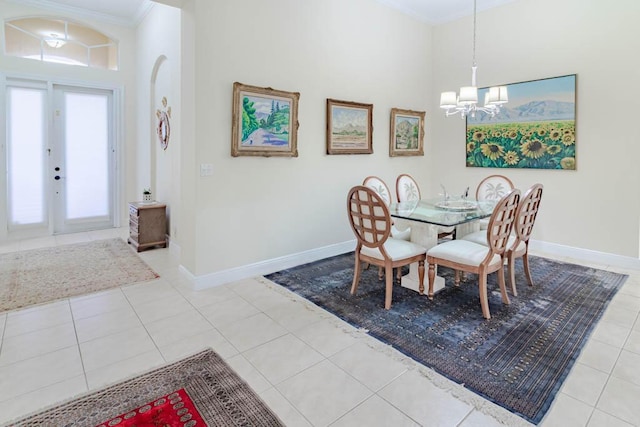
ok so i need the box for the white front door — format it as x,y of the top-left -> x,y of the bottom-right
6,81 -> 116,236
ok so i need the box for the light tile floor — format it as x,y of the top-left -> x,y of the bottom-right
0,228 -> 639,426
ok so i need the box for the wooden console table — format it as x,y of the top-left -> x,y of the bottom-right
127,202 -> 167,252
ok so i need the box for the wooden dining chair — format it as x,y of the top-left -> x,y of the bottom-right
363,176 -> 411,241
475,174 -> 515,201
475,174 -> 515,230
425,189 -> 521,319
347,186 -> 427,310
395,173 -> 421,202
460,184 -> 543,296
363,176 -> 410,283
396,173 -> 455,240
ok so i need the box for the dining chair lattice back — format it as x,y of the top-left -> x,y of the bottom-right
507,183 -> 544,295
347,186 -> 427,310
426,189 -> 521,319
364,175 -> 411,240
460,183 -> 544,296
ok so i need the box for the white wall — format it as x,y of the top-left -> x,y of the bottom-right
431,0 -> 640,258
0,0 -> 138,236
187,0 -> 433,276
136,3 -> 182,246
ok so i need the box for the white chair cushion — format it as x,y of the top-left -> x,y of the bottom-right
391,225 -> 411,241
478,218 -> 489,230
427,240 -> 502,268
461,230 -> 526,253
460,230 -> 488,245
361,238 -> 425,261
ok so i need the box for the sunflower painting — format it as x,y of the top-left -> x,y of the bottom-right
466,74 -> 576,170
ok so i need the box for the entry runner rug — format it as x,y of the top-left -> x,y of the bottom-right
10,348 -> 284,426
0,238 -> 159,312
265,253 -> 627,425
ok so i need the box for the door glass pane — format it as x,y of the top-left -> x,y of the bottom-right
64,92 -> 109,219
8,87 -> 46,226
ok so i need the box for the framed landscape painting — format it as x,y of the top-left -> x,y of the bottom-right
326,99 -> 373,155
389,108 -> 425,157
231,82 -> 299,157
466,74 -> 576,170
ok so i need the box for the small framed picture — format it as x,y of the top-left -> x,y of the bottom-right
389,108 -> 425,157
326,98 -> 373,155
231,82 -> 300,157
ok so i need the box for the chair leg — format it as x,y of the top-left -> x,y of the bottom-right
523,252 -> 534,287
396,267 -> 402,283
378,266 -> 384,281
508,253 -> 517,296
350,255 -> 362,295
384,265 -> 393,309
418,260 -> 425,294
454,270 -> 461,286
427,263 -> 435,299
497,263 -> 510,305
479,273 -> 491,320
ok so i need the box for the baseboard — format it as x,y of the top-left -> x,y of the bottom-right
167,235 -> 181,259
529,239 -> 640,271
179,240 -> 356,290
178,238 -> 639,291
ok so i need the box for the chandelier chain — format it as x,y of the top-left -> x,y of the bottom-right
472,0 -> 477,67
439,0 -> 508,118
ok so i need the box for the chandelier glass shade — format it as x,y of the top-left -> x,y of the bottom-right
440,0 -> 508,118
44,34 -> 66,49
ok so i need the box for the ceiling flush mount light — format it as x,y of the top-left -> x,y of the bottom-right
440,0 -> 508,119
44,34 -> 66,49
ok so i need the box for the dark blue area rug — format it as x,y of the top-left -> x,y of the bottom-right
265,253 -> 627,424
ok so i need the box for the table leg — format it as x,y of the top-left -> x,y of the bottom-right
394,219 -> 445,294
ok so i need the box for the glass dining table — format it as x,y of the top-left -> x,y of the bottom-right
389,198 -> 496,294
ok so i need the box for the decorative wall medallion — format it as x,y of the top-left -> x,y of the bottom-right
156,96 -> 171,150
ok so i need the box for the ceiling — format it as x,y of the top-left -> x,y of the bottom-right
7,0 -> 521,27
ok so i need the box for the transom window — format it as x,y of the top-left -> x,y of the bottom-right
4,17 -> 118,70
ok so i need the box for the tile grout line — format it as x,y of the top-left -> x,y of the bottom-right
68,298 -> 91,392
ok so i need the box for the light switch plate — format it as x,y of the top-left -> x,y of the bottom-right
200,163 -> 213,176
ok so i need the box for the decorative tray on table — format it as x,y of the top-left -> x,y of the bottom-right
435,200 -> 478,211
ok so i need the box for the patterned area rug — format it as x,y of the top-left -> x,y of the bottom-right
10,348 -> 285,426
0,238 -> 159,313
265,253 -> 627,425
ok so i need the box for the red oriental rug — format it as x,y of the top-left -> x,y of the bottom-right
10,349 -> 284,427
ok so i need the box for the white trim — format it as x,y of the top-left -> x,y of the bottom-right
529,239 -> 640,271
179,240 -> 356,291
2,74 -> 125,236
168,236 -> 180,259
179,238 -> 640,291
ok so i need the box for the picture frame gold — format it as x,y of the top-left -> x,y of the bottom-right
231,82 -> 300,157
326,98 -> 373,155
389,108 -> 425,157
465,74 -> 576,169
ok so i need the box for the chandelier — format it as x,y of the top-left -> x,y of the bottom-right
44,34 -> 67,49
440,0 -> 508,118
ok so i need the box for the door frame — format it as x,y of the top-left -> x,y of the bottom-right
51,84 -> 116,235
0,73 -> 124,240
